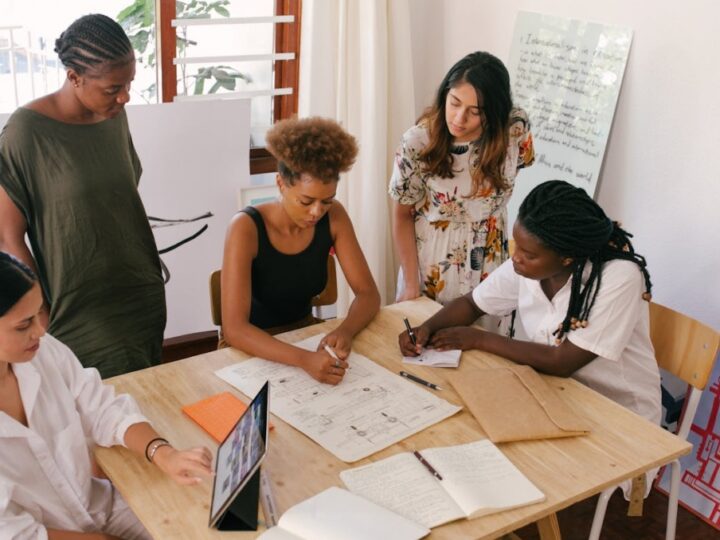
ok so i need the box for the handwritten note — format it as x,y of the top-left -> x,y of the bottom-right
506,12 -> 632,225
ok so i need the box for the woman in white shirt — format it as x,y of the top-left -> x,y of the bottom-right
399,180 -> 661,425
0,251 -> 213,539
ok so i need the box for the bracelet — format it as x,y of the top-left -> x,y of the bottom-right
144,437 -> 169,462
148,440 -> 172,463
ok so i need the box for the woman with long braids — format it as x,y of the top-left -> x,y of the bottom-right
399,180 -> 661,427
0,14 -> 165,378
390,51 -> 534,310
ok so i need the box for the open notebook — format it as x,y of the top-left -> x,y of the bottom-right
340,440 -> 545,529
257,487 -> 429,540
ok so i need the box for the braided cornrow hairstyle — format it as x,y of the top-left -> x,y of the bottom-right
54,14 -> 133,75
518,180 -> 652,343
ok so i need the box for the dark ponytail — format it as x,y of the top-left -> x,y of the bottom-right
0,252 -> 37,316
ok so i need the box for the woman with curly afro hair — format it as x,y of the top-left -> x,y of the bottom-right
221,117 -> 380,384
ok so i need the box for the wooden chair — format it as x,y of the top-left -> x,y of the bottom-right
209,253 -> 338,328
588,302 -> 719,540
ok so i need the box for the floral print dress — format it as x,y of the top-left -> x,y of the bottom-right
389,107 -> 534,305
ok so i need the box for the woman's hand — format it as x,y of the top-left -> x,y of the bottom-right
395,283 -> 421,303
428,327 -> 484,351
302,349 -> 349,385
318,329 -> 352,360
152,446 -> 214,486
398,324 -> 431,356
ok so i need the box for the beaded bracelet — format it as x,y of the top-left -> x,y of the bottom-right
144,437 -> 169,462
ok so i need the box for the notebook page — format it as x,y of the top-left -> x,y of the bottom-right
340,453 -> 464,528
423,440 -> 545,518
274,487 -> 429,540
402,348 -> 461,368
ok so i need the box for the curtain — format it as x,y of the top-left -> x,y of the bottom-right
299,0 -> 416,314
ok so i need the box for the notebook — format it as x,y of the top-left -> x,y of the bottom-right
340,439 -> 545,529
402,348 -> 462,368
182,391 -> 273,443
257,487 -> 429,540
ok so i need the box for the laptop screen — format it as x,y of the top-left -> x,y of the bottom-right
209,381 -> 269,527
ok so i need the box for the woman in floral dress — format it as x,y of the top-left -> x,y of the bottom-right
390,51 -> 534,308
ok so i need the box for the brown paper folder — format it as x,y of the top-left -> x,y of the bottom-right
448,365 -> 590,442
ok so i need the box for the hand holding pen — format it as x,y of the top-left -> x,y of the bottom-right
399,318 -> 430,356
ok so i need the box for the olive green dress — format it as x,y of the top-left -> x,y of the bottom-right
0,107 -> 166,378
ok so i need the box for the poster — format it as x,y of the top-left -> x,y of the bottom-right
657,352 -> 720,530
506,11 -> 632,225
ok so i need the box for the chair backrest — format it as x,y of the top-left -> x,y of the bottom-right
650,302 -> 719,391
209,253 -> 338,327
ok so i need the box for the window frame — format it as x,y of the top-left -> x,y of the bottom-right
157,0 -> 301,174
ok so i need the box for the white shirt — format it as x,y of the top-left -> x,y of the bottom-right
472,259 -> 661,425
0,334 -> 148,539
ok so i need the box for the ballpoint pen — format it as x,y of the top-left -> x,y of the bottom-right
413,450 -> 443,481
403,317 -> 417,346
259,469 -> 279,527
399,370 -> 442,391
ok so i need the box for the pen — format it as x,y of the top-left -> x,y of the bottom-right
399,370 -> 442,391
413,450 -> 443,481
323,344 -> 341,364
259,469 -> 278,527
403,317 -> 417,346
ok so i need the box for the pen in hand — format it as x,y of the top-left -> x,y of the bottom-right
399,370 -> 442,391
413,450 -> 443,481
403,317 -> 417,347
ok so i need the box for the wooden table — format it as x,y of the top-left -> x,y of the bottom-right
95,298 -> 691,539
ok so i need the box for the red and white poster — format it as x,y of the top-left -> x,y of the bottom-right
656,352 -> 720,529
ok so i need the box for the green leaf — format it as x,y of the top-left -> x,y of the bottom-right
208,80 -> 222,93
213,5 -> 230,17
142,0 -> 154,27
117,0 -> 144,22
194,76 -> 205,94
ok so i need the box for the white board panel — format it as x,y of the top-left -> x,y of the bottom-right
127,100 -> 250,338
507,11 -> 632,226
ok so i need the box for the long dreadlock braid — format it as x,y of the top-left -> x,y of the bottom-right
54,14 -> 133,75
518,180 -> 652,343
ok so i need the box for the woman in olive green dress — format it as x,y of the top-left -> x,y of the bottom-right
0,14 -> 165,378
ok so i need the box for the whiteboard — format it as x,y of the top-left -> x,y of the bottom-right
506,11 -> 632,226
0,99 -> 251,338
127,100 -> 250,338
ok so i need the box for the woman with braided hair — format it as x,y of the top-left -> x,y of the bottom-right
0,14 -> 166,378
399,180 -> 661,428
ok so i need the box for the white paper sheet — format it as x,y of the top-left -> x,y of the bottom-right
402,349 -> 462,368
215,335 -> 462,462
257,487 -> 429,540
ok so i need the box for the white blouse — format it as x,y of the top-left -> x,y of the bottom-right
472,259 -> 661,425
0,334 -> 148,538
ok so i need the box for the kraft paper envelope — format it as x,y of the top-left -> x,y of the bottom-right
448,365 -> 590,442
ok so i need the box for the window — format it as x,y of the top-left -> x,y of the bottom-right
0,0 -> 157,112
159,0 -> 302,174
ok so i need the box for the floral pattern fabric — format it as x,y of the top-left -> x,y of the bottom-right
389,107 -> 534,305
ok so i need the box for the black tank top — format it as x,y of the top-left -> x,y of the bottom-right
242,206 -> 333,329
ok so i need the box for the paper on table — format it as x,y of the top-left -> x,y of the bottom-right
341,440 -> 545,528
402,348 -> 462,368
215,335 -> 461,462
340,452 -> 465,528
257,486 -> 429,540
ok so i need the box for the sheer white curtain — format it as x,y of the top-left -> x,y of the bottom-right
298,0 -> 416,314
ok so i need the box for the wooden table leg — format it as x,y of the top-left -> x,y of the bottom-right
536,513 -> 562,540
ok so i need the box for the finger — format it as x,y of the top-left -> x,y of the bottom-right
183,454 -> 214,471
325,374 -> 343,385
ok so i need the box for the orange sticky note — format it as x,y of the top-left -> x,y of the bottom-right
182,392 -> 273,443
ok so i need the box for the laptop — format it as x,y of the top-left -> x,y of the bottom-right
209,381 -> 270,529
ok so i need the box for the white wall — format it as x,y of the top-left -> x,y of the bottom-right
408,0 -> 720,330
